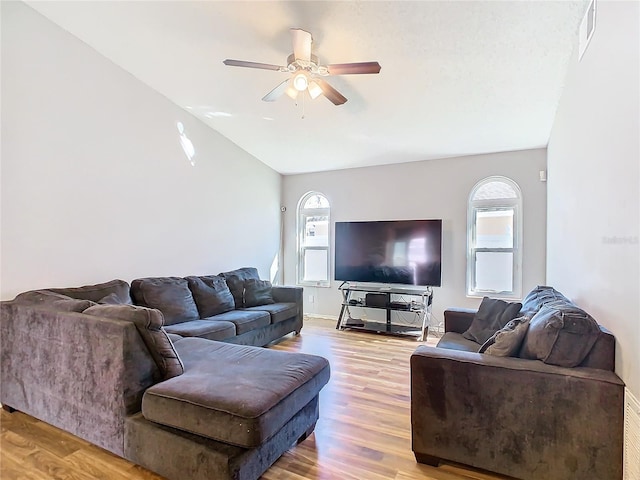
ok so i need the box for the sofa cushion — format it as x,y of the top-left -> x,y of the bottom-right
243,279 -> 275,307
242,302 -> 298,324
164,319 -> 236,341
13,290 -> 95,312
462,297 -> 523,345
131,277 -> 200,326
84,304 -> 184,379
520,285 -> 572,316
49,279 -> 132,304
166,333 -> 184,344
142,338 -> 330,448
219,267 -> 260,308
519,303 -> 600,367
479,316 -> 530,357
185,275 -> 235,318
206,309 -> 270,335
436,332 -> 482,352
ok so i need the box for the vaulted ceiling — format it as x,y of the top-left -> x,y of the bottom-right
26,1 -> 588,174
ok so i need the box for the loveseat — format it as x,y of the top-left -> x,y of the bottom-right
410,286 -> 624,480
1,270 -> 330,480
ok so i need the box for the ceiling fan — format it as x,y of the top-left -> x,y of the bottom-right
223,28 -> 381,106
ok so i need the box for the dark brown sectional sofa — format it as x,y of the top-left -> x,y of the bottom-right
411,286 -> 624,480
1,268 -> 330,480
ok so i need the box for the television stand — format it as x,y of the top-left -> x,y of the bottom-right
336,283 -> 433,341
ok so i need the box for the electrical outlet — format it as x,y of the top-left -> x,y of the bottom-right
308,294 -> 314,304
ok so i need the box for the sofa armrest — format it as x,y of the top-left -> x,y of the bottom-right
0,302 -> 158,456
272,286 -> 303,332
411,344 -> 624,382
443,308 -> 476,333
271,285 -> 302,305
410,345 -> 624,479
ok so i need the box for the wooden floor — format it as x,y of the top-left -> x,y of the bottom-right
0,317 -> 509,480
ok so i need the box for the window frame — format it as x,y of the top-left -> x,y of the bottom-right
297,191 -> 331,287
467,176 -> 523,299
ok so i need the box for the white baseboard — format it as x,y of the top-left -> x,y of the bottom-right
303,313 -> 337,321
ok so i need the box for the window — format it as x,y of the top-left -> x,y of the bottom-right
297,192 -> 330,287
467,177 -> 522,298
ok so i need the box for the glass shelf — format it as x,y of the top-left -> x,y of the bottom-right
336,283 -> 433,341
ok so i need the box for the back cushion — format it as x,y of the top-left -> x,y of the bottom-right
49,279 -> 132,304
219,267 -> 260,308
580,326 -> 615,370
243,279 -> 275,308
185,275 -> 235,317
13,290 -> 95,312
131,277 -> 200,325
520,285 -> 572,316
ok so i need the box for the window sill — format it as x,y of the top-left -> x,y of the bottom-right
298,282 -> 331,288
467,292 -> 522,301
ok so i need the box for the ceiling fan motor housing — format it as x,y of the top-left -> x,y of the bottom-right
286,54 -> 328,76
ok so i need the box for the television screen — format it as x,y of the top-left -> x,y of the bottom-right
334,219 -> 442,287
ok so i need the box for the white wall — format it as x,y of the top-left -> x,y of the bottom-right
547,1 -> 639,396
0,2 -> 282,299
283,149 -> 547,325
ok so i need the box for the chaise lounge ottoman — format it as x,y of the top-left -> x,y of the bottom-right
125,336 -> 331,480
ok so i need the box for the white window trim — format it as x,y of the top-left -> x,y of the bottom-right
466,176 -> 523,299
297,191 -> 331,288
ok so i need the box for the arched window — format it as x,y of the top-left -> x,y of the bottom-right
297,192 -> 330,287
467,177 -> 522,298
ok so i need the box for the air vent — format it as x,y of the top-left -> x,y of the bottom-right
578,0 -> 596,61
625,388 -> 640,480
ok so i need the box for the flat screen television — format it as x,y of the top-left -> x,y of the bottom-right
334,219 -> 442,287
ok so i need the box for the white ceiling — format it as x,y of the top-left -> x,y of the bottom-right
26,1 -> 588,175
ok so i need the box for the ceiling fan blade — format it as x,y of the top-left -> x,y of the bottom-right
291,28 -> 312,62
262,79 -> 291,102
314,78 -> 347,105
223,59 -> 282,71
327,62 -> 382,75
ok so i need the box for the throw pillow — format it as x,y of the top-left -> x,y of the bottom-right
244,279 -> 275,308
462,297 -> 523,345
185,275 -> 235,317
479,316 -> 530,357
84,304 -> 184,379
130,277 -> 200,325
219,267 -> 260,308
519,303 -> 600,367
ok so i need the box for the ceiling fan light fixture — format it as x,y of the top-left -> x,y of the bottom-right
285,82 -> 299,99
293,72 -> 308,91
308,81 -> 323,100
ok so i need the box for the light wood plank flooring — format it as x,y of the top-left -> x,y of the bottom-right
1,317 -> 509,480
